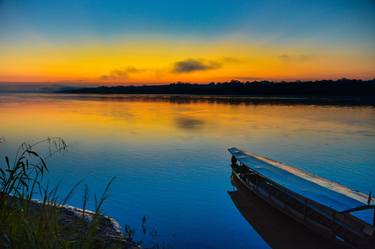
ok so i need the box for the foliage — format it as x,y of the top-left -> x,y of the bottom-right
0,138 -> 120,249
0,137 -> 166,249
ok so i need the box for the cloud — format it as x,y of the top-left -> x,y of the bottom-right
125,67 -> 145,73
277,54 -> 310,62
297,55 -> 310,62
100,67 -> 145,81
172,59 -> 221,73
234,76 -> 262,81
220,57 -> 246,63
278,54 -> 290,62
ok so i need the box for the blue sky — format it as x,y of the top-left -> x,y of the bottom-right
0,0 -> 374,83
1,0 -> 374,43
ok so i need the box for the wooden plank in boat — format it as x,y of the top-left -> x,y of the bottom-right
228,147 -> 374,225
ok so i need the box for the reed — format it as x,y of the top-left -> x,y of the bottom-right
0,138 -> 123,249
0,137 -> 166,249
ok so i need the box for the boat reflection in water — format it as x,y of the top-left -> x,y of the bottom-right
229,175 -> 345,249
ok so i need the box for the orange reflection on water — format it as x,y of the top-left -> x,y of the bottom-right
1,94 -> 374,147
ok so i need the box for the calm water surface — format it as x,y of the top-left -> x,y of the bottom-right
1,94 -> 374,249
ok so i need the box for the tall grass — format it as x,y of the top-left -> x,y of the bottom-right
0,138 -> 168,249
0,138 -> 124,249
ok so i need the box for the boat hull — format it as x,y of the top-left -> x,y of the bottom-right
231,164 -> 374,249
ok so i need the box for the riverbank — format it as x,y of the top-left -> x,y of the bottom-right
1,194 -> 138,249
58,79 -> 375,97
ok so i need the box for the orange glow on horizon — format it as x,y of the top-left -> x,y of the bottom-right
1,37 -> 374,84
2,95 -> 372,140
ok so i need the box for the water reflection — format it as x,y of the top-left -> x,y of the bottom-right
175,116 -> 205,131
0,93 -> 374,249
2,93 -> 374,107
229,175 -> 346,249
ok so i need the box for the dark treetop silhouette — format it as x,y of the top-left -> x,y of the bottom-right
60,79 -> 375,97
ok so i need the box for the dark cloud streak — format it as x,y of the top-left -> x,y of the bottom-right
172,59 -> 221,73
100,67 -> 145,81
277,54 -> 310,62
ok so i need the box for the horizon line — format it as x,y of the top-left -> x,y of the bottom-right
1,77 -> 375,86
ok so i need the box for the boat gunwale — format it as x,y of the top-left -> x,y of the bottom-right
228,147 -> 375,228
229,147 -> 375,249
228,147 -> 373,207
230,173 -> 356,249
231,164 -> 368,236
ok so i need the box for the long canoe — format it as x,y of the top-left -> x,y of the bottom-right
228,147 -> 375,249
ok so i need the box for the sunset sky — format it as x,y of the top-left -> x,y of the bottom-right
0,0 -> 374,84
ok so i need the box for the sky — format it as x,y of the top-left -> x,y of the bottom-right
0,0 -> 374,84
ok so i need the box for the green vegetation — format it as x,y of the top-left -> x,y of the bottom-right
0,138 -> 133,249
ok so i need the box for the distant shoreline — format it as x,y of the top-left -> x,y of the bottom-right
59,79 -> 375,96
53,79 -> 375,106
1,79 -> 375,105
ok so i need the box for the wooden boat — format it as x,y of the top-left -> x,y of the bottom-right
228,147 -> 375,249
228,176 -> 342,249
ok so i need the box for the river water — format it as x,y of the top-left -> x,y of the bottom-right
0,94 -> 374,248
